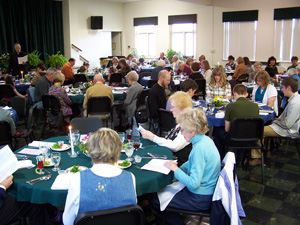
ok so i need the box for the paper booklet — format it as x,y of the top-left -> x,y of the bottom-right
0,145 -> 19,183
18,55 -> 28,64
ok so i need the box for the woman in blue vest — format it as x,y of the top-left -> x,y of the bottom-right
63,128 -> 137,225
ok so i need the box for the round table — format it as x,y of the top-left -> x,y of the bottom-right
15,83 -> 30,93
69,92 -> 127,104
8,137 -> 174,207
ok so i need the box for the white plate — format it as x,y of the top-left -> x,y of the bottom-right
43,158 -> 55,167
66,166 -> 88,173
115,160 -> 131,169
51,144 -> 71,151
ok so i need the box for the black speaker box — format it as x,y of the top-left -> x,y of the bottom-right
91,16 -> 103,29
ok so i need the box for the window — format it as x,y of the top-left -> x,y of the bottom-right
171,23 -> 196,57
274,19 -> 300,62
223,21 -> 257,60
135,25 -> 157,58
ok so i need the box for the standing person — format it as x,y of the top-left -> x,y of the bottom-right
248,62 -> 262,83
151,60 -> 166,81
31,62 -> 47,87
225,55 -> 236,71
7,43 -> 28,76
189,63 -> 204,80
172,55 -> 180,72
61,58 -> 76,83
148,70 -> 171,122
265,56 -> 278,78
287,56 -> 298,71
63,128 -> 137,225
157,52 -> 170,65
206,67 -> 232,100
34,67 -> 56,109
151,108 -> 220,225
201,60 -> 212,83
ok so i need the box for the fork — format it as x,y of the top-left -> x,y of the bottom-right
26,175 -> 52,185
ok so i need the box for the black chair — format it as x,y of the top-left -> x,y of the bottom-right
11,96 -> 27,127
135,89 -> 150,126
71,117 -> 102,134
138,72 -> 151,83
237,74 -> 249,83
193,79 -> 206,100
14,106 -> 35,144
109,73 -> 123,85
147,79 -> 157,89
145,96 -> 158,134
86,96 -> 112,128
74,74 -> 88,83
41,95 -> 64,139
0,121 -> 13,150
0,85 -> 15,105
118,82 -> 130,87
74,205 -> 145,225
158,108 -> 176,137
227,117 -> 265,184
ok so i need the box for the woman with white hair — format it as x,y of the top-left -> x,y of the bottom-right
248,62 -> 262,83
122,71 -> 143,124
63,128 -> 137,225
151,108 -> 220,225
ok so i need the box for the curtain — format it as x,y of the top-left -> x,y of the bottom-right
0,0 -> 64,61
223,21 -> 257,60
274,19 -> 300,62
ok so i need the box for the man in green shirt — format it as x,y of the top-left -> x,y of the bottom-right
213,84 -> 259,165
287,56 -> 298,71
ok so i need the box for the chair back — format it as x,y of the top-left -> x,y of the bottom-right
159,108 -> 176,136
74,205 -> 145,225
138,72 -> 151,83
228,117 -> 264,143
193,79 -> 206,99
71,117 -> 102,134
0,85 -> 15,98
28,87 -> 35,104
74,74 -> 88,83
11,96 -> 27,121
42,95 -> 61,116
0,121 -> 13,148
87,96 -> 111,116
136,89 -> 150,108
237,74 -> 249,83
109,73 -> 123,84
135,90 -> 150,125
147,79 -> 157,88
118,83 -> 130,87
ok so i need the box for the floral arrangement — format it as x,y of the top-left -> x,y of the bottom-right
82,81 -> 94,91
151,62 -> 157,68
0,53 -> 10,73
213,96 -> 224,107
93,67 -> 101,73
272,78 -> 280,87
214,63 -> 223,68
76,132 -> 92,154
24,74 -> 31,82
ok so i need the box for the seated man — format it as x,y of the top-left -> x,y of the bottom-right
157,52 -> 170,65
176,61 -> 192,76
148,70 -> 171,122
172,55 -> 180,72
61,58 -> 76,83
34,67 -> 56,109
287,56 -> 298,71
151,60 -> 166,81
0,175 -> 58,225
213,84 -> 259,163
250,77 -> 300,165
0,108 -> 16,136
189,62 -> 204,80
83,74 -> 114,116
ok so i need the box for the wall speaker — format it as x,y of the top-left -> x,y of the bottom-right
91,16 -> 103,30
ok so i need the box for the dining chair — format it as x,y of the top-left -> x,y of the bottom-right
193,79 -> 206,100
109,73 -> 123,85
14,106 -> 35,145
70,117 -> 102,134
74,74 -> 88,83
86,96 -> 112,128
237,74 -> 249,83
0,121 -> 14,150
158,108 -> 176,137
135,89 -> 150,127
0,85 -> 15,106
138,72 -> 151,84
226,117 -> 265,184
147,79 -> 157,89
74,205 -> 145,225
11,96 -> 27,127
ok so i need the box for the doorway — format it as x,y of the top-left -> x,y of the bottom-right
112,32 -> 122,56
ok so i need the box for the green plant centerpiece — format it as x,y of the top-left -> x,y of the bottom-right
213,95 -> 229,108
166,48 -> 184,64
0,53 -> 10,74
46,51 -> 67,69
28,50 -> 43,69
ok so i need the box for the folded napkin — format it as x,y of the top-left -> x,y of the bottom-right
173,80 -> 180,85
28,141 -> 56,148
18,148 -> 41,155
51,174 -> 73,190
68,93 -> 79,96
215,112 -> 225,118
18,160 -> 35,169
259,112 -> 269,116
158,181 -> 185,211
259,109 -> 274,114
2,106 -> 12,110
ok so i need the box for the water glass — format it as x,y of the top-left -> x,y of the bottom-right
36,155 -> 45,174
125,145 -> 134,161
118,132 -> 125,144
210,103 -> 215,114
134,155 -> 142,163
39,143 -> 49,158
73,130 -> 80,145
51,152 -> 61,171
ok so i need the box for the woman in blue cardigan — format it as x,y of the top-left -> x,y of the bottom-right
151,108 -> 221,225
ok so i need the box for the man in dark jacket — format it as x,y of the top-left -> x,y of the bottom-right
7,43 -> 28,76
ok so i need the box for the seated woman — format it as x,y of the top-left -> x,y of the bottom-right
232,56 -> 247,80
248,62 -> 262,83
252,70 -> 278,115
151,108 -> 221,225
243,56 -> 253,74
126,54 -> 134,66
112,56 -> 121,70
265,56 -> 278,78
116,58 -> 131,78
206,67 -> 232,100
141,91 -> 193,166
77,66 -> 87,74
83,62 -> 90,72
201,60 -> 212,83
63,128 -> 137,225
189,62 -> 204,80
185,58 -> 194,68
107,66 -> 117,83
31,62 -> 47,87
225,55 -> 236,71
48,72 -> 79,122
4,76 -> 27,101
122,71 -> 143,125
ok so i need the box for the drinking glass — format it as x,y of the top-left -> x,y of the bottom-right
51,152 -> 61,171
73,130 -> 80,145
36,155 -> 45,174
126,129 -> 132,142
210,103 -> 215,115
125,145 -> 134,161
199,96 -> 204,104
118,132 -> 125,144
133,138 -> 141,150
39,143 -> 49,158
207,103 -> 212,115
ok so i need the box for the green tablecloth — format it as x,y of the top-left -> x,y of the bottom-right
69,92 -> 126,104
87,74 -> 108,81
8,137 -> 174,207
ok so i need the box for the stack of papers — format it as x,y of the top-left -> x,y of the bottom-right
51,174 -> 74,190
141,159 -> 171,175
215,112 -> 225,118
18,148 -> 41,155
28,141 -> 56,148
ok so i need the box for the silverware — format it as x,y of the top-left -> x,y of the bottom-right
140,145 -> 157,149
26,175 -> 52,185
147,153 -> 167,159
